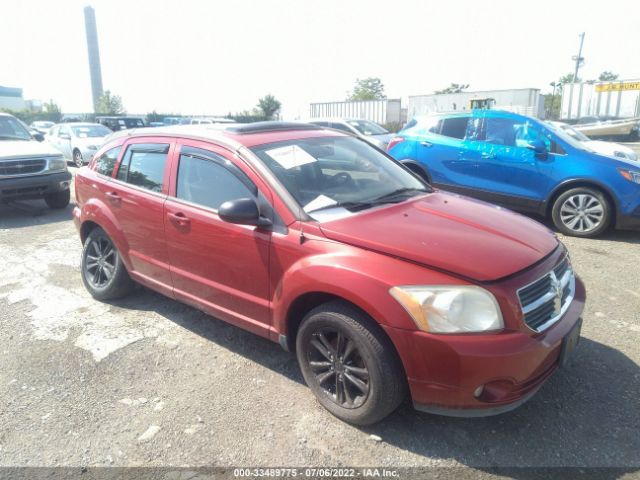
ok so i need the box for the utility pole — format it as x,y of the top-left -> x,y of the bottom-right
572,32 -> 585,82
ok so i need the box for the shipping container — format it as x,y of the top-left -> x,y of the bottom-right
561,80 -> 640,120
408,88 -> 544,119
309,99 -> 403,125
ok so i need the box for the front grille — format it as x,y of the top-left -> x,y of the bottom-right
0,158 -> 47,176
518,257 -> 575,332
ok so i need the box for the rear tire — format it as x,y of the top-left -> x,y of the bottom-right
551,187 -> 611,238
81,227 -> 134,300
296,301 -> 406,425
44,189 -> 70,209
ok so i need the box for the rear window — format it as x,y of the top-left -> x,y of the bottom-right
116,143 -> 169,192
439,117 -> 470,139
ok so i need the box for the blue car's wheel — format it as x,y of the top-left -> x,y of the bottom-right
551,187 -> 611,238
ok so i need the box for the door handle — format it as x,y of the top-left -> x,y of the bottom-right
420,141 -> 433,147
105,191 -> 121,203
168,211 -> 191,227
481,152 -> 496,159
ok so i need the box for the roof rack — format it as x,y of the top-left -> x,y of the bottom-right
226,121 -> 319,134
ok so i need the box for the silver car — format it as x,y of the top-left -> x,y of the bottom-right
308,118 -> 395,149
46,122 -> 111,167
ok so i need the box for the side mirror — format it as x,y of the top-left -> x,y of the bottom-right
218,197 -> 272,228
32,132 -> 45,142
526,139 -> 547,158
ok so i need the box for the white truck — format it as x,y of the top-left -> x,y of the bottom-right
0,112 -> 72,209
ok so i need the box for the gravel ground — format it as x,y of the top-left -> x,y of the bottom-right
0,163 -> 639,475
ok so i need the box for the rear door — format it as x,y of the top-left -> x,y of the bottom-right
107,138 -> 175,294
163,140 -> 273,338
415,115 -> 475,188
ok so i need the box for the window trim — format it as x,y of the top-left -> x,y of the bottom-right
114,142 -> 171,193
93,145 -> 123,179
174,147 -> 258,213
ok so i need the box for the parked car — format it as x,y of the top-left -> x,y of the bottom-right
0,112 -> 71,208
387,110 -> 640,237
570,116 -> 640,141
30,121 -> 55,135
189,117 -> 237,125
547,121 -> 637,162
308,118 -> 394,150
96,116 -> 146,132
46,122 -> 111,167
73,122 -> 584,425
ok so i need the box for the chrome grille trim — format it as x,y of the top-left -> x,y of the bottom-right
0,158 -> 47,177
517,257 -> 575,332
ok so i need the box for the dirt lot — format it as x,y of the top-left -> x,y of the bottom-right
1,164 -> 639,474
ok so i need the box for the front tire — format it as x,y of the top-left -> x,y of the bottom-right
296,301 -> 406,425
551,187 -> 611,238
81,227 -> 134,300
44,189 -> 70,209
73,149 -> 84,167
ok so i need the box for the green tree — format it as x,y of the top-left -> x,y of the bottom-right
434,83 -> 470,94
96,90 -> 125,115
598,71 -> 619,81
257,94 -> 281,120
42,99 -> 62,122
348,77 -> 385,101
558,73 -> 579,85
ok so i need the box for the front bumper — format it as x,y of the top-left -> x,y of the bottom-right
0,171 -> 72,201
383,277 -> 586,417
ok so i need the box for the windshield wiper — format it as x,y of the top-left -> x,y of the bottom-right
306,200 -> 374,214
368,187 -> 430,205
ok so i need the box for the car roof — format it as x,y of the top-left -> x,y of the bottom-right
103,121 -> 347,150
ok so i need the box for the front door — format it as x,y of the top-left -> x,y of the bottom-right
163,142 -> 272,338
471,114 -> 555,211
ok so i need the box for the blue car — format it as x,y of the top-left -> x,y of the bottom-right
387,110 -> 640,237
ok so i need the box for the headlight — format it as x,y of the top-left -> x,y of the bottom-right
47,156 -> 67,171
614,151 -> 626,159
618,168 -> 640,184
389,285 -> 503,333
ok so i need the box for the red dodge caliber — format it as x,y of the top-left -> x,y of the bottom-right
73,122 -> 585,425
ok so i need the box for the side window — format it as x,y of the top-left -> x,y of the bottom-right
482,117 -> 518,146
439,117 -> 470,139
59,126 -> 70,137
481,118 -> 551,152
514,122 -> 551,152
176,150 -> 256,210
330,122 -> 354,133
49,126 -> 59,136
116,143 -> 169,193
94,146 -> 121,177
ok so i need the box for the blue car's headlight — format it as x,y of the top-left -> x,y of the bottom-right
618,168 -> 640,184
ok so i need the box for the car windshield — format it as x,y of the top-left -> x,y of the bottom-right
71,125 -> 111,138
346,120 -> 389,136
545,122 -> 594,152
559,124 -> 590,142
251,135 -> 429,221
0,116 -> 32,141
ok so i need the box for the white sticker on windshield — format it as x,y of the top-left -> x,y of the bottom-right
304,194 -> 337,213
265,145 -> 317,170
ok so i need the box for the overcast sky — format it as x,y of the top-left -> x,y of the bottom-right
2,0 -> 639,118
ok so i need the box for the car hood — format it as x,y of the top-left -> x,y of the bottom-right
364,133 -> 394,146
0,139 -> 62,159
319,191 -> 558,282
585,140 -> 637,160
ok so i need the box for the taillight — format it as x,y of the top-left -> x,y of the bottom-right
387,136 -> 406,151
